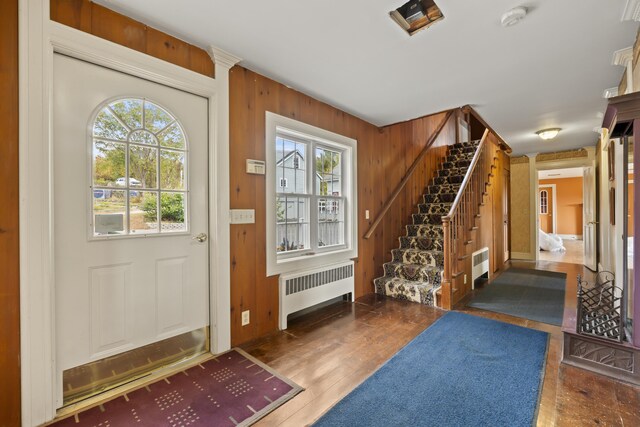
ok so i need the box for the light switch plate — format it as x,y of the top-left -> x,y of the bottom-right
365,210 -> 370,220
230,209 -> 255,224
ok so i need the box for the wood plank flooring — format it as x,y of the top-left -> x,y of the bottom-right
539,239 -> 584,264
241,260 -> 640,426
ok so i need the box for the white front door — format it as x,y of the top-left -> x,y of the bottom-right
53,54 -> 210,406
583,166 -> 597,270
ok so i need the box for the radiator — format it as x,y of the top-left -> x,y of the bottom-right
471,247 -> 489,289
279,261 -> 354,330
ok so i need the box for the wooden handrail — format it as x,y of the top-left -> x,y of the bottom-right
363,109 -> 454,239
462,105 -> 512,154
444,129 -> 489,219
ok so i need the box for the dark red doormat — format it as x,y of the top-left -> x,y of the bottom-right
50,349 -> 303,427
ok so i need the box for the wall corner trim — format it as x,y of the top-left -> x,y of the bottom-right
622,0 -> 640,21
613,46 -> 634,66
207,46 -> 241,70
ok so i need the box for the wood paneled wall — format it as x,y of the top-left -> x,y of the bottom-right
0,0 -> 21,425
228,66 -> 457,345
50,0 -> 214,78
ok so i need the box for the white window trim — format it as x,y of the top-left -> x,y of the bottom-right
89,97 -> 190,239
266,112 -> 357,276
539,189 -> 548,214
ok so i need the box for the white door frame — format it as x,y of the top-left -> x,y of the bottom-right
530,147 -> 596,261
538,183 -> 557,234
19,1 -> 238,424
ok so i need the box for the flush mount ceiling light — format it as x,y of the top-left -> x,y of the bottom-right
536,128 -> 561,140
501,6 -> 527,27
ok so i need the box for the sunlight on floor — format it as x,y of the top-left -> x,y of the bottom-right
539,239 -> 583,264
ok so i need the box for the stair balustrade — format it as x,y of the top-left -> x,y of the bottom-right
441,129 -> 492,309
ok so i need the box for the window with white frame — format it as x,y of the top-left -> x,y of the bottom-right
91,98 -> 188,237
266,112 -> 357,275
540,189 -> 548,214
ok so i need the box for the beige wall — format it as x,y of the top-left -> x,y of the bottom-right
510,158 -> 531,254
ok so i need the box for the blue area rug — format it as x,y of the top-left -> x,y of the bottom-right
314,312 -> 549,427
467,268 -> 567,326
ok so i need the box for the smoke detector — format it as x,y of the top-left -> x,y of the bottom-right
501,7 -> 527,27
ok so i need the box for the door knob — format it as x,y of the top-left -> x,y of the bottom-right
192,233 -> 208,243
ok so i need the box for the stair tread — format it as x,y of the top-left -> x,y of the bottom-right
384,261 -> 441,270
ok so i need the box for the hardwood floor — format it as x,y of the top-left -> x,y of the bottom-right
539,239 -> 584,264
241,260 -> 640,426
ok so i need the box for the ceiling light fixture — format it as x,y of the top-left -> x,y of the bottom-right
536,128 -> 561,140
501,7 -> 527,27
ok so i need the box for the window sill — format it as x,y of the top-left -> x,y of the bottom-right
267,247 -> 357,277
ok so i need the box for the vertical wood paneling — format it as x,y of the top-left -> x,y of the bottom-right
90,4 -> 147,53
50,0 -> 215,78
50,0 -> 91,31
0,0 -> 20,424
228,67 -> 458,345
146,27 -> 191,68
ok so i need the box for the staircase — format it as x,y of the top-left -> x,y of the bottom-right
373,140 -> 480,306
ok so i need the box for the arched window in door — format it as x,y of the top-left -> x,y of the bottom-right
91,98 -> 188,237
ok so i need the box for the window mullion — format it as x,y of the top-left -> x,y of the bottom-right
309,141 -> 318,252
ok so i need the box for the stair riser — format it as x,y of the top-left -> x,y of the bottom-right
428,184 -> 460,195
399,236 -> 443,250
406,225 -> 444,238
383,264 -> 440,283
423,193 -> 456,204
392,249 -> 444,267
418,203 -> 452,214
448,148 -> 476,156
432,175 -> 464,186
413,213 -> 446,225
442,160 -> 471,169
438,168 -> 468,177
445,154 -> 474,163
452,142 -> 479,149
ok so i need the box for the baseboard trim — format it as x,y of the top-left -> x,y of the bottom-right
511,252 -> 535,260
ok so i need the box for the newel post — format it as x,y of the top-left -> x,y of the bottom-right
441,217 -> 452,310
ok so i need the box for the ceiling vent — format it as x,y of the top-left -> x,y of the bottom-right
390,0 -> 444,36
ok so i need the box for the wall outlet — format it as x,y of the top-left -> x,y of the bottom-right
241,310 -> 250,326
464,274 -> 467,285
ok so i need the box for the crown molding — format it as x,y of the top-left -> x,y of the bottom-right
612,46 -> 634,66
603,87 -> 619,98
622,0 -> 640,21
207,46 -> 241,70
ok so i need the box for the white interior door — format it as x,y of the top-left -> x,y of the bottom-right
583,166 -> 597,270
53,54 -> 210,406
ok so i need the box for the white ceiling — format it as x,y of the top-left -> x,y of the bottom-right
538,167 -> 584,179
96,0 -> 638,155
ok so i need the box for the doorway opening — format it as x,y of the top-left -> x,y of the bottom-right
537,167 -> 585,265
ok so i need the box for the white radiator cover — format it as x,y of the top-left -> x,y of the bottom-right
279,261 -> 354,330
472,247 -> 490,289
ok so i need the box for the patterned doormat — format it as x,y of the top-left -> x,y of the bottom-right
50,349 -> 303,427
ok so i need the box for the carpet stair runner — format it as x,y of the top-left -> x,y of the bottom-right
373,140 -> 480,306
